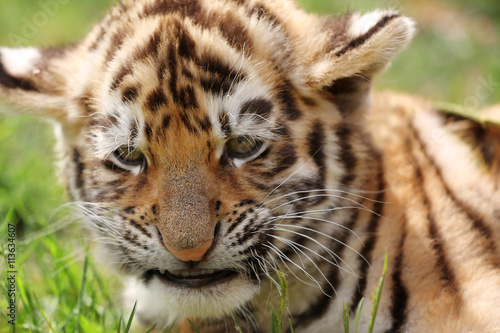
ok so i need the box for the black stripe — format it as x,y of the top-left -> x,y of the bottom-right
291,208 -> 362,330
177,24 -> 196,59
0,57 -> 38,92
350,171 -> 385,313
124,230 -> 150,251
227,211 -> 247,234
386,217 -> 408,333
141,0 -> 202,19
270,144 -> 298,175
72,148 -> 86,199
180,113 -> 198,134
104,30 -> 126,65
124,206 -> 136,214
167,42 -> 179,104
205,10 -> 253,52
277,79 -> 302,120
146,88 -> 168,111
408,135 -> 460,293
197,55 -> 245,96
240,98 -> 273,120
129,219 -> 153,238
142,0 -> 252,54
144,123 -> 154,142
424,180 -> 459,292
336,14 -> 400,57
308,121 -> 326,182
178,85 -> 198,109
247,2 -> 284,30
335,122 -> 358,186
196,54 -> 243,83
323,77 -> 370,114
122,86 -> 138,103
215,200 -> 222,212
162,114 -> 172,130
73,149 -> 85,188
135,28 -> 162,62
410,125 -> 498,259
306,121 -> 327,205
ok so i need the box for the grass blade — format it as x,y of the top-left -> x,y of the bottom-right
145,324 -> 157,333
117,315 -> 122,333
368,251 -> 388,333
355,297 -> 365,333
270,271 -> 289,333
342,301 -> 350,333
232,312 -> 244,333
75,250 -> 90,333
187,319 -> 201,333
266,272 -> 281,295
124,302 -> 137,333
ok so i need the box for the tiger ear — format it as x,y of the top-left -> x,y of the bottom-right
0,46 -> 76,123
300,10 -> 415,90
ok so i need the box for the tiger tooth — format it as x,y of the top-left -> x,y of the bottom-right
159,269 -> 166,275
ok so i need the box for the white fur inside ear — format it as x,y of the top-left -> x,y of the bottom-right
0,47 -> 41,76
349,10 -> 399,37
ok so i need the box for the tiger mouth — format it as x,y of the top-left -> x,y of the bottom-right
148,268 -> 239,288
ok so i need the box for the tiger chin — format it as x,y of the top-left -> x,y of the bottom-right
1,0 -> 500,332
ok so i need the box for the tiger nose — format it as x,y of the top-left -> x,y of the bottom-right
164,238 -> 213,262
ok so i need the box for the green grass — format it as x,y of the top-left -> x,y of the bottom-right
0,209 -> 141,332
342,252 -> 388,333
0,0 -> 499,332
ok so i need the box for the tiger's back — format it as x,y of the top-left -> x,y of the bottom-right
0,0 -> 499,332
366,93 -> 500,332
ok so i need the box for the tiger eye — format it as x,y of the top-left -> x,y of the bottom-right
226,137 -> 263,159
113,146 -> 145,166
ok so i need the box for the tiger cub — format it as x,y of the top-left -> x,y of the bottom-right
1,0 -> 499,332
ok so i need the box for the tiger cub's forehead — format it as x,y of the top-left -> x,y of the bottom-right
92,11 -> 290,154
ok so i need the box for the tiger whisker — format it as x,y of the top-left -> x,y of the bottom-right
273,225 -> 362,275
263,243 -> 323,291
268,213 -> 364,244
270,205 -> 361,218
270,235 -> 341,299
270,194 -> 376,217
259,155 -> 317,205
262,188 -> 386,207
91,237 -> 123,246
19,217 -> 77,246
267,240 -> 331,293
265,239 -> 334,297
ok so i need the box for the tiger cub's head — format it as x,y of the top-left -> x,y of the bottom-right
0,0 -> 414,325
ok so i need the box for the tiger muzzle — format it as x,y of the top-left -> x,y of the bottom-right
157,173 -> 218,262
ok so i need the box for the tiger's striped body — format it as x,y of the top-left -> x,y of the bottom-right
0,0 -> 499,332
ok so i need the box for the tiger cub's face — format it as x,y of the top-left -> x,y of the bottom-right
0,0 -> 414,325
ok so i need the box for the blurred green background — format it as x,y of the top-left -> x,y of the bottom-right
0,0 -> 498,331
